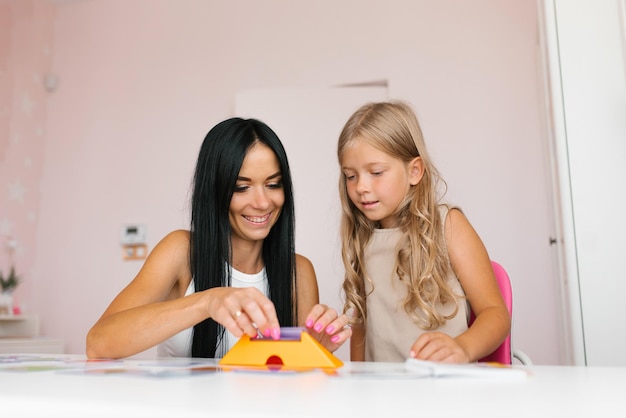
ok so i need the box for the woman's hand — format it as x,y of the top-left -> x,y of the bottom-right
304,304 -> 352,352
409,331 -> 470,363
205,287 -> 281,340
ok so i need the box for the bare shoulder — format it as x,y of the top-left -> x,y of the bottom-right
159,229 -> 191,248
444,206 -> 470,226
99,229 -> 193,316
294,253 -> 320,319
149,230 -> 190,261
295,254 -> 318,291
135,229 -> 192,292
443,207 -> 479,240
295,253 -> 315,274
443,206 -> 493,284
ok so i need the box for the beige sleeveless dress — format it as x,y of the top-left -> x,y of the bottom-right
363,206 -> 469,362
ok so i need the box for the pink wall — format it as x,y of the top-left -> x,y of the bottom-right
4,0 -> 563,364
0,0 -> 54,312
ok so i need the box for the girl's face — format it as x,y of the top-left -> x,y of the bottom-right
229,142 -> 285,245
341,138 -> 420,228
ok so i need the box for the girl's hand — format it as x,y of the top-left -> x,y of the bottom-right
304,304 -> 352,352
409,331 -> 470,363
205,287 -> 281,340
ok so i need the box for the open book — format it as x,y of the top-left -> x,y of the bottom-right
405,358 -> 529,379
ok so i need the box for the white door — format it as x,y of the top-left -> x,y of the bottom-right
541,0 -> 626,365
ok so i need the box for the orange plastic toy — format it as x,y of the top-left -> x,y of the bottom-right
219,327 -> 343,369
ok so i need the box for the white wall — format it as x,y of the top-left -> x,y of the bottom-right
28,0 -> 563,363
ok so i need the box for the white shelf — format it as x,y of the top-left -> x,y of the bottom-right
0,313 -> 64,354
0,314 -> 39,337
0,314 -> 31,321
0,338 -> 65,354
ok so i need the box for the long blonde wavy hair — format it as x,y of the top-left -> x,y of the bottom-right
338,100 -> 460,329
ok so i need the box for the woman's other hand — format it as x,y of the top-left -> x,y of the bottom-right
304,304 -> 352,352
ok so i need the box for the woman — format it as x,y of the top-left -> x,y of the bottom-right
87,117 -> 351,359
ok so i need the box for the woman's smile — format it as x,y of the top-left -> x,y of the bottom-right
242,213 -> 272,224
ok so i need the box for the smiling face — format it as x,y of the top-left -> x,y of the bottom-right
341,138 -> 422,229
228,141 -> 285,246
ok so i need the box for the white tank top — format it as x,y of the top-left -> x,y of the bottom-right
156,266 -> 268,358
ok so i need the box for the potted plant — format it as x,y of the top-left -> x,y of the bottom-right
0,266 -> 20,315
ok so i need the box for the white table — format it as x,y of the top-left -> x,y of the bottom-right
1,354 -> 624,417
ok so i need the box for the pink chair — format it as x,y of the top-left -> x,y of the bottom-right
468,261 -> 532,365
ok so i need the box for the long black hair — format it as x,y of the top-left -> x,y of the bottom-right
190,117 -> 296,358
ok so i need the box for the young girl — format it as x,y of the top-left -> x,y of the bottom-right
337,101 -> 510,364
87,117 -> 351,359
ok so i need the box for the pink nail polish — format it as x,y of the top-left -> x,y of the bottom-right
263,328 -> 271,337
331,335 -> 340,343
326,326 -> 335,334
272,328 -> 280,340
314,323 -> 323,332
306,319 -> 313,328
